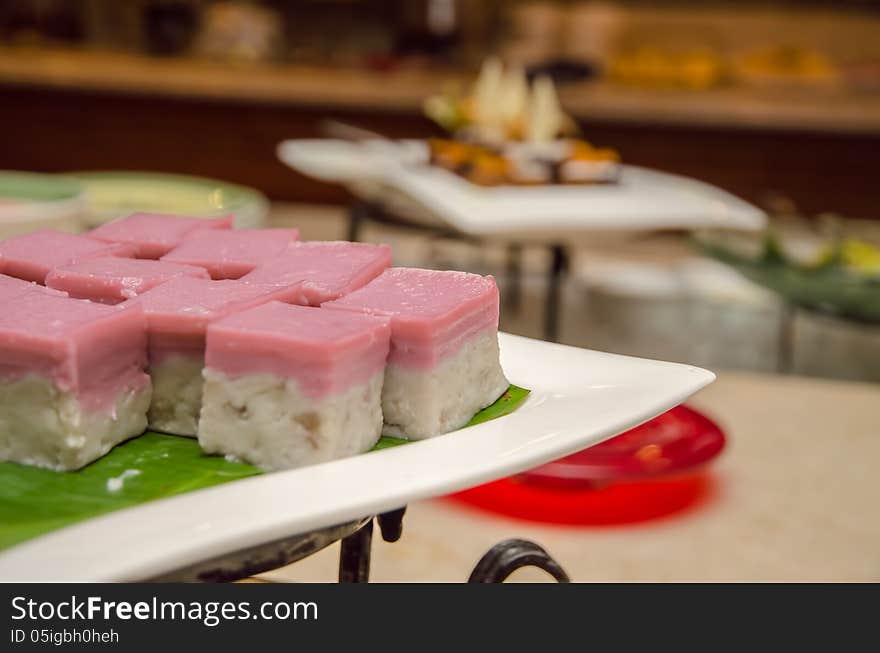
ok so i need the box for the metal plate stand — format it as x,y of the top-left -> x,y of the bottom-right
337,507 -> 570,583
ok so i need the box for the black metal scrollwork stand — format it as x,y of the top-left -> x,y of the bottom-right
467,538 -> 570,583
337,507 -> 569,583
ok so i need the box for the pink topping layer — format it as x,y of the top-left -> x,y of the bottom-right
88,213 -> 233,259
45,257 -> 210,305
241,241 -> 392,306
207,301 -> 390,400
160,228 -> 300,279
0,273 -> 68,302
322,267 -> 499,369
132,277 -> 303,362
0,293 -> 149,413
0,229 -> 135,283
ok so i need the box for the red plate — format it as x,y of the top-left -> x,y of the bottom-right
522,404 -> 725,487
447,405 -> 725,525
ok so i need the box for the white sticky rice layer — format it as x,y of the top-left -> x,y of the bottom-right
0,375 -> 151,471
148,355 -> 204,437
198,369 -> 384,471
382,330 -> 508,440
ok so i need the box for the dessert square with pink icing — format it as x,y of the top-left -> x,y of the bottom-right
0,273 -> 67,301
322,267 -> 508,439
0,229 -> 134,283
133,277 -> 304,436
199,302 -> 390,470
323,267 -> 501,367
45,257 -> 210,304
135,277 -> 304,357
241,241 -> 391,306
160,228 -> 300,279
205,301 -> 390,399
88,213 -> 233,259
0,293 -> 150,471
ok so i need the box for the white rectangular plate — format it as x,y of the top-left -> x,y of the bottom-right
0,333 -> 714,581
277,139 -> 767,239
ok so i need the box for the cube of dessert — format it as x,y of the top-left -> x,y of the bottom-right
46,257 -> 210,304
160,228 -> 300,279
0,293 -> 151,471
0,273 -> 67,301
0,229 -> 134,283
133,277 -> 304,436
241,241 -> 392,306
323,268 -> 508,439
199,302 -> 390,471
88,213 -> 233,259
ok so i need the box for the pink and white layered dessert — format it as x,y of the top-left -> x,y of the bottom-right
88,213 -> 233,259
241,241 -> 391,305
198,302 -> 390,471
45,257 -> 210,304
0,293 -> 150,471
133,277 -> 303,436
323,268 -> 508,439
0,229 -> 134,283
160,228 -> 300,279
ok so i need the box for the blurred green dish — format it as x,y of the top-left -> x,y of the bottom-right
699,234 -> 880,324
0,171 -> 87,237
67,171 -> 269,229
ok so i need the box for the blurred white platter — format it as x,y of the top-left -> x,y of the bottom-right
0,333 -> 713,581
278,139 -> 767,240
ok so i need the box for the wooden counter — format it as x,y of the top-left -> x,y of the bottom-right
1,46 -> 879,135
1,46 -> 879,218
0,47 -> 462,115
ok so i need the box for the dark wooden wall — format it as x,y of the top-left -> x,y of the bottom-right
1,85 -> 878,219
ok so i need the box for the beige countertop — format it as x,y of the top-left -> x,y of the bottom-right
2,47 -> 880,134
256,370 -> 880,582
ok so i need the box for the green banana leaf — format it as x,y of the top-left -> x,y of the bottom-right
0,385 -> 530,551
